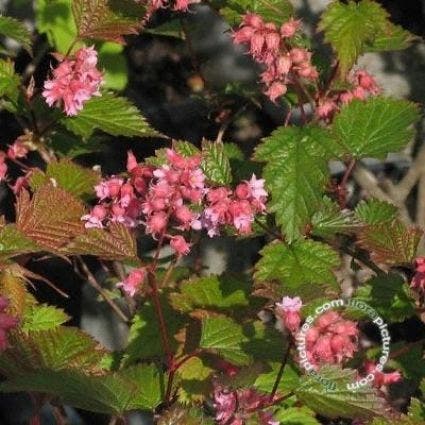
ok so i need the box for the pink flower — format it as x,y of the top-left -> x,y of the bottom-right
411,257 -> 425,293
289,48 -> 310,64
276,296 -> 302,334
117,267 -> 147,297
0,161 -> 8,181
7,141 -> 28,160
170,235 -> 191,256
43,46 -> 103,116
146,211 -> 168,235
127,150 -> 138,173
265,81 -> 287,102
214,388 -> 237,424
364,361 -> 402,388
81,205 -> 107,229
10,176 -> 29,194
280,18 -> 301,38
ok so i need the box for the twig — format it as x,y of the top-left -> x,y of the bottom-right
77,257 -> 129,322
269,339 -> 293,401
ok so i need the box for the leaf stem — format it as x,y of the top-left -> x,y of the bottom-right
269,338 -> 293,401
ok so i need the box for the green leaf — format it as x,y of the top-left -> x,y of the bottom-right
319,0 -> 414,76
98,42 -> 128,90
217,0 -> 294,26
254,240 -> 340,301
357,219 -> 422,265
295,365 -> 386,419
254,362 -> 300,395
0,364 -> 163,414
254,125 -> 336,241
62,93 -> 159,139
201,141 -> 232,185
0,224 -> 39,260
65,222 -> 138,261
0,15 -> 31,52
274,407 -> 320,425
355,199 -> 398,224
22,304 -> 69,332
35,0 -> 79,53
0,59 -> 20,102
354,273 -> 415,322
200,315 -> 250,365
29,160 -> 100,199
312,197 -> 360,238
72,0 -> 145,44
169,274 -> 250,313
0,327 -> 105,377
332,97 -> 419,159
408,398 -> 425,421
388,344 -> 425,384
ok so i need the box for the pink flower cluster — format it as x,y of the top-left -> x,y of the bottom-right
411,257 -> 425,293
316,69 -> 380,122
233,14 -> 318,102
275,296 -> 302,334
213,386 -> 278,425
82,148 -> 268,295
363,361 -> 401,389
43,46 -> 103,116
304,311 -> 358,366
0,138 -> 30,194
116,267 -> 147,297
0,297 -> 18,350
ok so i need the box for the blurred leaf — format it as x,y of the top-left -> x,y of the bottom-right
0,59 -> 20,102
254,240 -> 340,301
62,93 -> 159,139
0,15 -> 31,52
145,19 -> 185,39
98,41 -> 128,90
332,97 -> 419,159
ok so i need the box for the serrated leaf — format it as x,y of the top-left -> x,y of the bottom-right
319,0 -> 414,76
0,269 -> 34,317
274,407 -> 320,425
35,0 -> 79,53
22,304 -> 69,332
200,315 -> 251,365
72,0 -> 144,43
254,240 -> 340,301
295,365 -> 386,419
0,363 -> 162,414
254,125 -> 337,241
0,224 -> 40,260
65,222 -> 138,261
0,15 -> 31,52
16,184 -> 85,252
0,327 -> 105,377
354,273 -> 415,322
62,93 -> 158,139
312,197 -> 360,238
169,274 -> 250,313
29,160 -> 100,199
217,0 -> 293,26
0,59 -> 20,102
201,141 -> 232,185
357,219 -> 422,265
332,97 -> 419,159
355,199 -> 398,224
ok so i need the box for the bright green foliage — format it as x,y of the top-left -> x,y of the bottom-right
319,0 -> 414,76
312,197 -> 360,238
254,125 -> 337,241
296,365 -> 386,419
355,199 -> 398,224
66,222 -> 138,260
29,159 -> 100,199
217,0 -> 293,26
357,219 -> 422,265
22,304 -> 70,332
0,16 -> 31,52
98,42 -> 128,90
408,398 -> 425,421
354,273 -> 415,322
199,315 -> 251,365
0,59 -> 20,102
201,141 -> 232,185
332,97 -> 420,159
62,93 -> 159,139
35,0 -> 79,53
72,0 -> 145,44
0,364 -> 163,414
255,240 -> 340,300
0,224 -> 39,260
274,407 -> 320,425
169,274 -> 251,313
